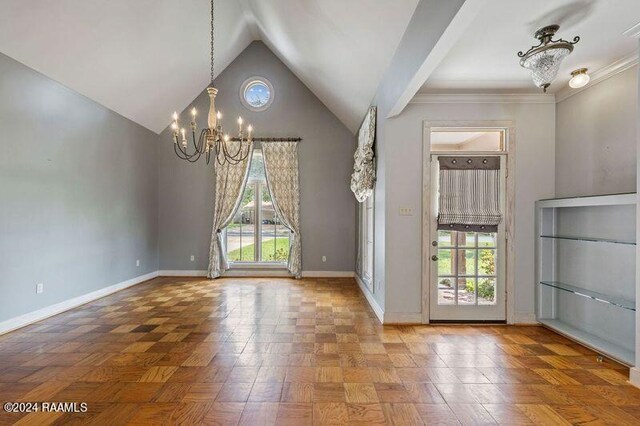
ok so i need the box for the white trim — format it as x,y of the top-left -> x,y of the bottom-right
158,270 -> 208,277
513,313 -> 538,325
536,193 -> 636,209
388,0 -> 487,118
0,271 -> 159,335
224,269 -> 292,277
301,271 -> 355,278
157,270 -> 355,278
556,52 -> 639,102
411,93 -> 555,104
422,121 -> 516,324
228,262 -> 288,270
631,368 -> 640,388
355,274 -> 384,323
384,312 -> 422,324
623,21 -> 640,38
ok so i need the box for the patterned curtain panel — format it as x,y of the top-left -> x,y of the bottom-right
207,141 -> 254,278
261,142 -> 302,278
350,106 -> 376,202
437,156 -> 502,232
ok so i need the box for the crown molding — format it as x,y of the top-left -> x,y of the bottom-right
556,51 -> 639,103
410,93 -> 555,104
623,21 -> 640,38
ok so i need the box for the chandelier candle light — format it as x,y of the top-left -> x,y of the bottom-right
518,25 -> 580,92
170,0 -> 253,165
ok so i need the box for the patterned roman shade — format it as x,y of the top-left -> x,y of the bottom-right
437,156 -> 502,232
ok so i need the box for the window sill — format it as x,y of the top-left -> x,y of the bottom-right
228,262 -> 287,270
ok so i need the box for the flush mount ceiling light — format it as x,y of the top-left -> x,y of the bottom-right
169,0 -> 253,165
518,25 -> 580,92
569,68 -> 590,88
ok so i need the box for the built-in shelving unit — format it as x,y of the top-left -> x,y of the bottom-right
536,193 -> 637,366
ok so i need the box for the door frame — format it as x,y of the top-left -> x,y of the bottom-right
421,121 -> 516,324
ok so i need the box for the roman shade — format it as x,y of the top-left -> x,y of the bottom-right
437,156 -> 502,232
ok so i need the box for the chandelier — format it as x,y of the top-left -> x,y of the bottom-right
518,25 -> 580,92
170,0 -> 253,165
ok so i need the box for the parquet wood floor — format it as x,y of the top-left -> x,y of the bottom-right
0,276 -> 639,425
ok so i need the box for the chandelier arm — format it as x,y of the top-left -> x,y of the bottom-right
222,141 -> 243,166
175,140 -> 192,157
174,143 -> 192,160
191,130 -> 201,154
227,139 -> 246,159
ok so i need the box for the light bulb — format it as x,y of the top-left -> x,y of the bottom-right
224,134 -> 230,142
172,111 -> 178,121
238,117 -> 243,125
171,122 -> 178,130
569,68 -> 589,89
216,111 -> 222,119
247,125 -> 253,133
191,107 -> 197,116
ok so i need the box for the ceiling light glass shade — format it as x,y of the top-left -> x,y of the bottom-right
518,25 -> 579,92
569,68 -> 590,88
521,47 -> 571,91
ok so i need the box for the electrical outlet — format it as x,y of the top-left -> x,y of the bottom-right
399,206 -> 414,216
36,283 -> 44,294
322,256 -> 326,262
190,255 -> 195,262
136,259 -> 140,267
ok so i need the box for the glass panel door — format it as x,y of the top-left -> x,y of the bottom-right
436,231 -> 497,306
227,184 -> 256,262
429,155 -> 506,321
260,182 -> 290,262
225,150 -> 290,264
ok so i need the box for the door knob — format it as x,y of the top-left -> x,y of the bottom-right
431,255 -> 438,261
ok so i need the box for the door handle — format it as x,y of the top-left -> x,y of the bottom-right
431,255 -> 438,261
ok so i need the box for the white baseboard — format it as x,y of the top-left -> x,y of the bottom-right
0,271 -> 159,335
0,269 -> 359,335
157,270 -> 208,277
354,274 -> 384,323
223,269 -> 291,277
513,313 -> 538,325
301,271 -> 355,277
384,312 -> 422,324
630,367 -> 640,388
157,270 -> 355,278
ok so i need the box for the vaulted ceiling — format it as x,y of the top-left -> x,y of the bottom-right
0,0 -> 419,134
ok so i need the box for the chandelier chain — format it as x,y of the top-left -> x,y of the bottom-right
211,0 -> 215,86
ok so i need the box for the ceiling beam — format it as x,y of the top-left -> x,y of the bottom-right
386,0 -> 486,118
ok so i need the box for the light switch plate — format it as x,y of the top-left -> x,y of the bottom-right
399,206 -> 414,216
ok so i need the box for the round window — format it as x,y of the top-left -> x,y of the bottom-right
240,77 -> 274,111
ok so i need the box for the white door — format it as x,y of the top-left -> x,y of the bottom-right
429,155 -> 507,321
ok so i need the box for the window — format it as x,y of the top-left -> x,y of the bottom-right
359,193 -> 374,289
436,230 -> 497,305
240,77 -> 274,111
431,129 -> 504,152
225,150 -> 290,263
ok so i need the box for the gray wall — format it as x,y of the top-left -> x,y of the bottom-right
0,53 -> 158,323
158,41 -> 356,272
383,102 -> 555,320
556,66 -> 638,197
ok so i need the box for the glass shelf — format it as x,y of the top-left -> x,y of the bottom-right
538,318 -> 635,366
539,235 -> 636,245
540,281 -> 635,311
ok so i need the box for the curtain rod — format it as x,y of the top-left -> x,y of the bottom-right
230,137 -> 302,142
